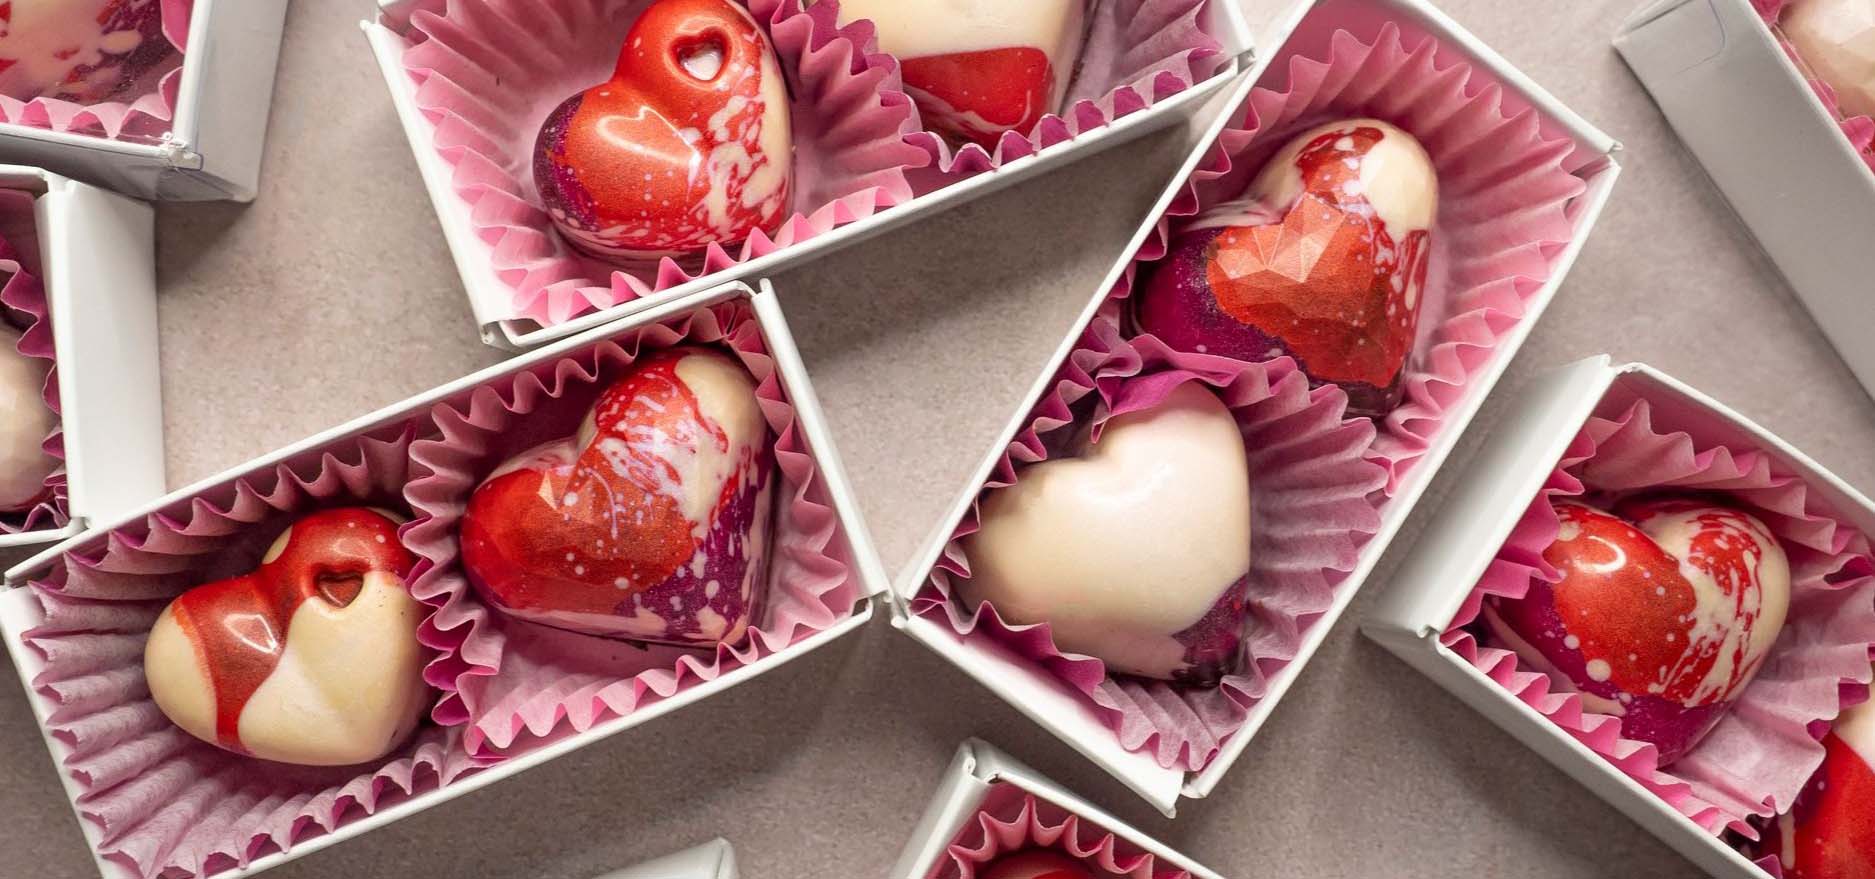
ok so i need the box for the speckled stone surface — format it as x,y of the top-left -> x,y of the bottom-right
3,0 -> 1872,877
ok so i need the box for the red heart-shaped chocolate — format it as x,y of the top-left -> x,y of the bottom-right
460,347 -> 774,647
533,0 -> 793,259
1486,499 -> 1792,763
1136,119 -> 1438,416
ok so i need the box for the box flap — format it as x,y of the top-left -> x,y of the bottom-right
591,839 -> 737,879
974,741 -> 1227,879
888,742 -> 997,879
1362,355 -> 1619,640
895,616 -> 1188,813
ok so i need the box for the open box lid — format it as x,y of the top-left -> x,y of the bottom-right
887,0 -> 1623,816
2,279 -> 888,609
0,166 -> 163,550
890,739 -> 1225,879
593,838 -> 738,879
362,0 -> 1255,349
0,0 -> 290,201
1367,355 -> 1875,642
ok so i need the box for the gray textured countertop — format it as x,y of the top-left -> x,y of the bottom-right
7,0 -> 1872,876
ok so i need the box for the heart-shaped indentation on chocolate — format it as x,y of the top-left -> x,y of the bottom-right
1137,119 -> 1438,416
1486,499 -> 1792,763
834,0 -> 1087,148
532,0 -> 792,259
960,381 -> 1252,685
460,347 -> 774,647
144,507 -> 430,767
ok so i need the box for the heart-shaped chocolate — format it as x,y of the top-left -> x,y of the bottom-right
144,508 -> 430,766
960,381 -> 1252,685
460,347 -> 774,647
0,0 -> 171,102
0,326 -> 56,512
1136,119 -> 1438,416
835,0 -> 1087,148
1761,689 -> 1875,877
1486,499 -> 1792,763
533,0 -> 792,259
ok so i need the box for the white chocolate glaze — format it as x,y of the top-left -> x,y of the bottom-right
1784,0 -> 1875,120
0,328 -> 56,511
1630,505 -> 1791,705
1216,119 -> 1438,235
962,382 -> 1251,678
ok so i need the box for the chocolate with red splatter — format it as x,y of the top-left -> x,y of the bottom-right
0,0 -> 172,103
1136,119 -> 1437,416
532,0 -> 792,260
460,346 -> 774,647
1486,499 -> 1792,764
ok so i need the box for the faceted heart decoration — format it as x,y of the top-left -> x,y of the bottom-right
960,382 -> 1252,685
1783,0 -> 1875,120
1135,119 -> 1438,416
834,0 -> 1088,148
460,347 -> 774,647
1761,689 -> 1875,877
533,0 -> 793,259
981,851 -> 1102,879
0,0 -> 170,102
0,327 -> 56,512
1485,499 -> 1793,764
143,508 -> 430,767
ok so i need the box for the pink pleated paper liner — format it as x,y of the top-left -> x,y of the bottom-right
16,426 -> 480,879
917,318 -> 1386,772
931,783 -> 1189,879
399,0 -> 927,328
1107,22 -> 1597,496
780,0 -> 1228,181
1756,0 -> 1875,173
0,189 -> 67,534
403,299 -> 862,758
1442,398 -> 1875,841
0,0 -> 192,143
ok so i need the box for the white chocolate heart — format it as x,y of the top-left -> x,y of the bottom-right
960,382 -> 1252,680
835,0 -> 1086,109
1221,118 -> 1438,235
1784,0 -> 1875,120
0,327 -> 56,511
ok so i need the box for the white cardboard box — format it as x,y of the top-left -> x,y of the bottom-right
0,165 -> 165,549
890,740 -> 1224,879
0,279 -> 890,879
0,0 -> 291,201
1615,0 -> 1875,400
890,0 -> 1623,817
595,839 -> 738,879
360,0 -> 1255,348
1360,355 -> 1875,879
